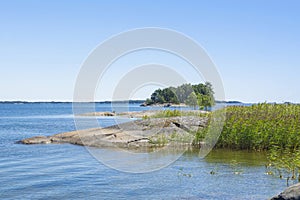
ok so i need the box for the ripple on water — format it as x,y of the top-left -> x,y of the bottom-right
0,103 -> 286,199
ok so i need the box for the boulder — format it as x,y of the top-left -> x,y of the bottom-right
271,183 -> 300,200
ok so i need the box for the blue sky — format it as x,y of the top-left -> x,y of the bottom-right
1,0 -> 299,102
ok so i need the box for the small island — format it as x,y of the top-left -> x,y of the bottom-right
20,82 -> 215,148
140,82 -> 215,110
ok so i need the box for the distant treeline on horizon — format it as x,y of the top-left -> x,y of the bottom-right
0,100 -> 145,104
0,100 -> 297,105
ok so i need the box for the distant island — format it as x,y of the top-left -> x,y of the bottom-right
0,100 -> 145,104
141,82 -> 215,110
0,99 -> 245,105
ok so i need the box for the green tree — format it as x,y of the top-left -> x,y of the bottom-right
175,83 -> 193,103
157,93 -> 165,104
145,98 -> 153,105
192,82 -> 214,96
147,82 -> 215,106
204,82 -> 214,96
185,92 -> 198,110
197,93 -> 215,111
151,89 -> 164,103
161,88 -> 174,103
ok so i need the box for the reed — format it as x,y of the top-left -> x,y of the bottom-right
197,103 -> 300,181
215,103 -> 300,151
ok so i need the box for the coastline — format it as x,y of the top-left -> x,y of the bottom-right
19,110 -> 209,149
79,109 -> 207,118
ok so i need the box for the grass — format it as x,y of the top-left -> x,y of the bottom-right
144,109 -> 209,147
215,103 -> 300,151
143,104 -> 300,180
193,103 -> 300,182
151,109 -> 210,118
144,104 -> 300,153
148,134 -> 168,146
148,131 -> 195,147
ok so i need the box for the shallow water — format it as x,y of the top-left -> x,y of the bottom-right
0,103 -> 289,199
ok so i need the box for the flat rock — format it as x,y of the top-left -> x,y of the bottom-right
19,116 -> 208,149
21,136 -> 51,144
79,110 -> 207,118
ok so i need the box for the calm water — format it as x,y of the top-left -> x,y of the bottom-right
0,103 -> 289,199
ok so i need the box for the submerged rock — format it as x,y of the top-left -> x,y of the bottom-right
271,183 -> 300,200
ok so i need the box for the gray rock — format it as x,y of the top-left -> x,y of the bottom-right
271,183 -> 300,200
18,115 -> 208,149
21,136 -> 51,144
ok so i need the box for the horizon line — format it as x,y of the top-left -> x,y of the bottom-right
0,100 -> 297,104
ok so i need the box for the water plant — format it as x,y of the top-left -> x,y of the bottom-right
149,103 -> 300,178
266,146 -> 300,185
195,103 -> 300,181
214,103 -> 300,151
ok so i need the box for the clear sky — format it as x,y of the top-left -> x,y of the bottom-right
1,0 -> 299,103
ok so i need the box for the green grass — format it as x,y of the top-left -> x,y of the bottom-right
193,103 -> 300,181
151,109 -> 210,118
146,104 -> 300,179
146,104 -> 300,153
148,131 -> 195,147
148,134 -> 168,146
215,103 -> 300,151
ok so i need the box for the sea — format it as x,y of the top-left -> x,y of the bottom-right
0,102 -> 289,199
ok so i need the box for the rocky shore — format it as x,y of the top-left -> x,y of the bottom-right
19,110 -> 208,149
79,110 -> 160,118
79,110 -> 207,118
270,183 -> 300,200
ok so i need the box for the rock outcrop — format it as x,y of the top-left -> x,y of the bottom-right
271,183 -> 300,200
19,115 -> 208,149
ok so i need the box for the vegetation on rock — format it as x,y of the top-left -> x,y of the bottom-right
144,82 -> 215,110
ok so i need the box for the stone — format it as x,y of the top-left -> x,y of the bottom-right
21,136 -> 51,144
18,113 -> 209,149
271,183 -> 300,200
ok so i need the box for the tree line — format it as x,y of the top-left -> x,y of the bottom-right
144,82 -> 215,110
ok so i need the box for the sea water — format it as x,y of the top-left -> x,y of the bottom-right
0,103 -> 287,199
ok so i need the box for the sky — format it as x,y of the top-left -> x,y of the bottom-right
1,0 -> 299,103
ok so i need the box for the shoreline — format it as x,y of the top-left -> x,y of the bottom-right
78,109 -> 208,118
140,102 -> 188,107
19,110 -> 209,149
